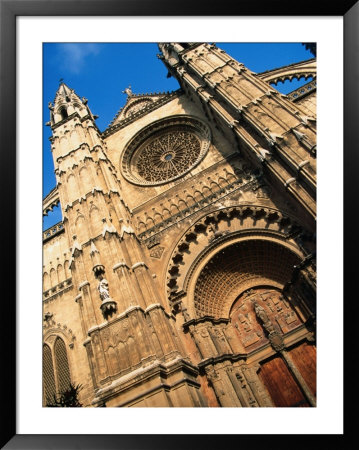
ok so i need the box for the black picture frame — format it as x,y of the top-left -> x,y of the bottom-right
1,0 -> 356,448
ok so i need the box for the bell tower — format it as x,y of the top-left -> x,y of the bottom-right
48,82 -> 205,407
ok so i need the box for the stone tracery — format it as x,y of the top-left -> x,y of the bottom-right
121,115 -> 211,186
135,130 -> 201,182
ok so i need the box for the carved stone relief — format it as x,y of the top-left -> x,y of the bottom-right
150,246 -> 165,259
230,288 -> 302,353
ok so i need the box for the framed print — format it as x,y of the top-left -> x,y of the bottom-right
1,0 -> 357,448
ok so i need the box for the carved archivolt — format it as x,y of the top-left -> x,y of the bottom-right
193,244 -> 300,319
121,115 -> 211,186
166,205 -> 308,318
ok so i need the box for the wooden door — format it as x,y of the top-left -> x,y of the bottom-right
258,356 -> 310,407
288,342 -> 316,397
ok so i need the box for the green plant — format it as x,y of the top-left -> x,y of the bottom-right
46,383 -> 83,407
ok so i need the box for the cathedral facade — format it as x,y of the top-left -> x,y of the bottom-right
43,43 -> 317,408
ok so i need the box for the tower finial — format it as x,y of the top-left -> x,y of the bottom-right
59,77 -> 64,85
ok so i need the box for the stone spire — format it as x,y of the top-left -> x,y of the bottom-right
49,82 -> 97,128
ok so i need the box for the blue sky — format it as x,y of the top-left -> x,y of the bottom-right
43,42 -> 314,230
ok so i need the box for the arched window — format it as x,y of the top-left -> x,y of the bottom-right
43,344 -> 56,405
43,337 -> 72,405
59,107 -> 68,120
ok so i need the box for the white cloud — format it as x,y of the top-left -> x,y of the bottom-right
55,43 -> 102,74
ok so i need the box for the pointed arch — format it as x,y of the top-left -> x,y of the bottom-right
127,336 -> 140,367
201,184 -> 212,198
50,268 -> 57,287
59,134 -> 69,153
177,198 -> 188,211
58,106 -> 68,120
185,194 -> 196,207
161,207 -> 171,220
66,172 -> 78,203
70,129 -> 81,148
96,167 -> 107,191
169,203 -> 180,215
107,346 -> 121,375
89,204 -> 102,236
57,264 -> 64,283
75,212 -> 87,243
64,260 -> 71,279
43,272 -> 50,292
118,341 -> 130,369
193,189 -> 204,202
54,337 -> 71,393
137,220 -> 147,233
79,164 -> 92,192
217,176 -> 228,188
153,210 -> 163,225
43,344 -> 56,405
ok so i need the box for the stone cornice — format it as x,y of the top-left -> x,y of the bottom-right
257,58 -> 316,85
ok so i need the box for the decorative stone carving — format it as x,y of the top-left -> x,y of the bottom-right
207,224 -> 229,243
44,312 -> 53,322
150,246 -> 165,259
121,116 -> 211,186
240,364 -> 274,407
165,205 -> 310,308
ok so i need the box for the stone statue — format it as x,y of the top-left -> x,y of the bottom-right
98,274 -> 110,301
253,302 -> 275,334
254,303 -> 268,322
122,85 -> 133,96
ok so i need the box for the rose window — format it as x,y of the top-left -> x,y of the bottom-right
121,116 -> 211,186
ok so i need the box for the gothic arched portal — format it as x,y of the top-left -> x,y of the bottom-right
180,237 -> 316,407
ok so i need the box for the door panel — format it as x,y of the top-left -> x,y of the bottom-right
288,342 -> 316,397
259,356 -> 310,407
